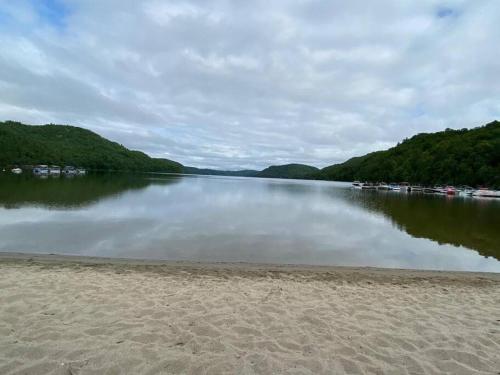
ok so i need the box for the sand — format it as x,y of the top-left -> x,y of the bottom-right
0,253 -> 499,375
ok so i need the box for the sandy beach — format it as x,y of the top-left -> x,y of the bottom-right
0,253 -> 499,374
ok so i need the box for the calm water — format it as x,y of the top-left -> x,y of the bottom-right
0,173 -> 499,272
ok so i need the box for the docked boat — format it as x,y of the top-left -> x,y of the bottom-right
389,184 -> 400,191
352,181 -> 361,189
76,168 -> 86,175
11,167 -> 22,174
445,186 -> 456,195
361,183 -> 377,190
410,186 -> 423,192
459,187 -> 475,196
472,188 -> 500,198
62,166 -> 77,175
49,165 -> 61,175
33,165 -> 49,175
399,182 -> 410,192
432,186 -> 446,194
377,182 -> 391,190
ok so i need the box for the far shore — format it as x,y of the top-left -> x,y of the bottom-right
1,252 -> 499,374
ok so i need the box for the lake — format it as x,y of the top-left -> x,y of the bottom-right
0,173 -> 499,272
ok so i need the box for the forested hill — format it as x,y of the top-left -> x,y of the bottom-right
257,164 -> 319,179
182,166 -> 259,177
317,121 -> 500,187
183,164 -> 319,179
0,121 -> 182,173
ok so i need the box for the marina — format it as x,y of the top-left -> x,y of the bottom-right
352,181 -> 500,199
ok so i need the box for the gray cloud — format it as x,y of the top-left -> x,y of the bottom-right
0,0 -> 499,169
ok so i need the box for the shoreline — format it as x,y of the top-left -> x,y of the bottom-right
1,251 -> 499,282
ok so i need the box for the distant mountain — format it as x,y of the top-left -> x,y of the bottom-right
317,121 -> 500,187
0,121 -> 182,173
182,166 -> 259,177
183,164 -> 321,179
257,164 -> 319,179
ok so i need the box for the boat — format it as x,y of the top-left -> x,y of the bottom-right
11,167 -> 22,174
399,182 -> 410,192
76,168 -> 86,175
458,186 -> 475,196
410,186 -> 423,192
62,166 -> 77,175
389,184 -> 400,191
377,182 -> 391,190
352,181 -> 376,190
432,186 -> 446,194
33,165 -> 49,175
472,188 -> 500,198
49,165 -> 61,175
361,183 -> 377,190
445,186 -> 456,195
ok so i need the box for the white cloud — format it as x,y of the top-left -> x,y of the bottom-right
0,0 -> 499,169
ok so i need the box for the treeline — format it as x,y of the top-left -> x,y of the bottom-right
0,121 -> 182,173
316,121 -> 500,187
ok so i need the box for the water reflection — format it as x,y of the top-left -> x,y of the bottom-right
0,173 -> 181,209
344,190 -> 500,261
0,174 -> 499,272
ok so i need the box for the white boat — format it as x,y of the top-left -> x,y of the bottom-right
459,188 -> 475,196
472,189 -> 500,198
11,167 -> 22,174
361,183 -> 377,190
377,183 -> 391,190
76,168 -> 86,175
432,186 -> 447,194
399,182 -> 410,192
62,166 -> 77,175
389,184 -> 400,191
33,165 -> 49,175
49,165 -> 61,175
352,181 -> 376,190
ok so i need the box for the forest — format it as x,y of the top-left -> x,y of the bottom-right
316,121 -> 500,188
0,121 -> 182,173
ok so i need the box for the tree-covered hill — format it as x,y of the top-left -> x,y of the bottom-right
317,121 -> 500,187
183,166 -> 259,177
257,164 -> 319,179
183,164 -> 321,179
0,121 -> 182,173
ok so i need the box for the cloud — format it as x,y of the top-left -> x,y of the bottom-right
0,0 -> 499,169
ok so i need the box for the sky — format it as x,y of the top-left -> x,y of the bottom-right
0,1 -> 499,170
